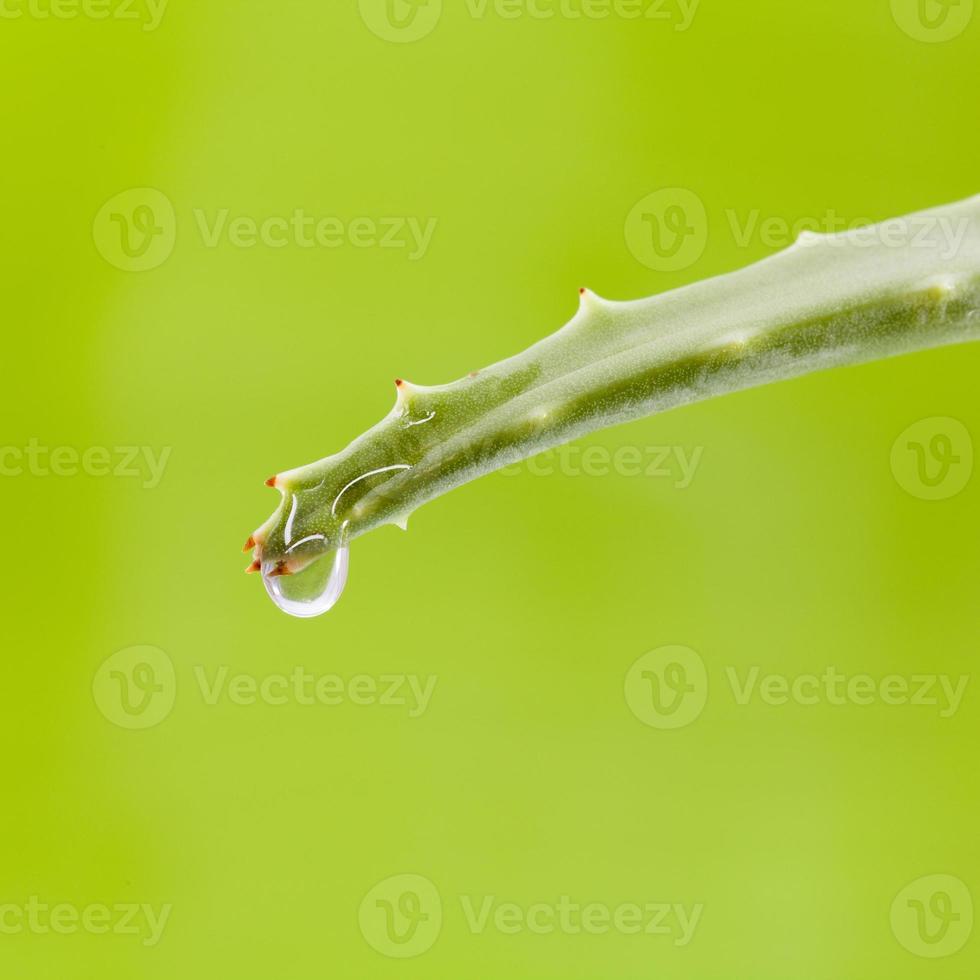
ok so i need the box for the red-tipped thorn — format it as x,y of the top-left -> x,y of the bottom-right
579,287 -> 587,295
243,535 -> 256,553
395,378 -> 404,387
267,561 -> 292,578
245,560 -> 261,574
265,475 -> 277,488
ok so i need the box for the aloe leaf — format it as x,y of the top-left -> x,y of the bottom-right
246,194 -> 980,616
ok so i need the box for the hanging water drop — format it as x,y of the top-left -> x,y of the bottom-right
261,544 -> 349,618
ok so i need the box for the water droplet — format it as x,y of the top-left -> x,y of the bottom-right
262,544 -> 349,619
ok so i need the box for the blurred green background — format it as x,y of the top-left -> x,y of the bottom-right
1,0 -> 978,976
